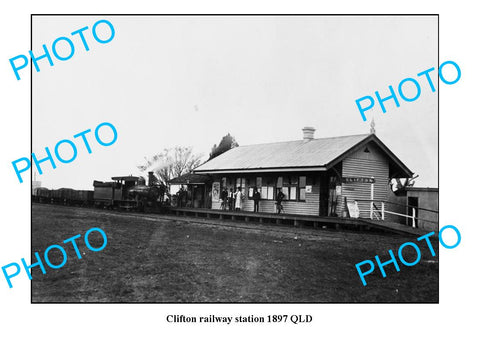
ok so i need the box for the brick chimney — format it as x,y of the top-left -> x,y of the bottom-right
302,126 -> 316,141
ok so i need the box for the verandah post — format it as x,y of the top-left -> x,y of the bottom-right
412,208 -> 416,228
370,180 -> 374,220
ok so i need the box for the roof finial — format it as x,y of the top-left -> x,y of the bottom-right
370,117 -> 376,134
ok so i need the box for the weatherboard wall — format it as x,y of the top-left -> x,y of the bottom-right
210,174 -> 321,216
337,142 -> 391,218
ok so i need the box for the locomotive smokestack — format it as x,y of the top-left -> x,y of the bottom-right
148,172 -> 156,186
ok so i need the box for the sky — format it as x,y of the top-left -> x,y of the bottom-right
32,15 -> 438,190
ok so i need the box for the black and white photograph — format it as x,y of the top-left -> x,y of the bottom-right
30,15 -> 439,303
4,1 -> 480,347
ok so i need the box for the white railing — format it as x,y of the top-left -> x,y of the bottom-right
382,207 -> 416,228
353,199 -> 437,228
359,205 -> 416,226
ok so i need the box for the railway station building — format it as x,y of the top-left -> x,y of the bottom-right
193,127 -> 413,219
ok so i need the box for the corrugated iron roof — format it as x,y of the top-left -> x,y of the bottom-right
195,134 -> 372,172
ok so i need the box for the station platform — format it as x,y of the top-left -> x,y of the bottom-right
167,207 -> 427,236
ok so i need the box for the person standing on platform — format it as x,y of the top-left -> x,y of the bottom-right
177,186 -> 186,208
220,187 -> 229,210
253,187 -> 261,213
228,188 -> 234,211
276,188 -> 285,214
235,187 -> 243,211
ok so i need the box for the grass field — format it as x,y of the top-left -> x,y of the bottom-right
31,203 -> 438,302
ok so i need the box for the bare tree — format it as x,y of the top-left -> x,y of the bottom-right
138,146 -> 203,185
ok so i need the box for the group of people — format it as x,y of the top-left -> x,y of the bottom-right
219,187 -> 285,214
175,185 -> 286,213
176,186 -> 188,208
220,187 -> 244,211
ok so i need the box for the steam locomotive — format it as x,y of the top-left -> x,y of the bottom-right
32,172 -> 167,211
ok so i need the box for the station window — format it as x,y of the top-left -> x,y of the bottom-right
258,177 -> 274,200
248,177 -> 264,199
235,177 -> 246,195
277,176 -> 293,201
299,176 -> 307,201
248,176 -> 309,201
275,176 -> 307,202
256,177 -> 262,188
